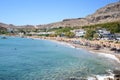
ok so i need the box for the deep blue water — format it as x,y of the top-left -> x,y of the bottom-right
0,36 -> 120,80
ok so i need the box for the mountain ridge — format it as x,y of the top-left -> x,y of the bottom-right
0,1 -> 120,29
36,1 -> 120,29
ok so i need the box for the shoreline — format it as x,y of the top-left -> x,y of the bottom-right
29,36 -> 120,63
52,39 -> 120,63
2,35 -> 120,80
28,36 -> 120,80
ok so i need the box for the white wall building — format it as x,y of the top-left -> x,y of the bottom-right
27,32 -> 55,35
72,29 -> 86,37
97,29 -> 110,35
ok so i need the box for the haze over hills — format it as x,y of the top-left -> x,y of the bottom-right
0,1 -> 120,30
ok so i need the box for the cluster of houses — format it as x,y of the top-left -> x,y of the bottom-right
7,26 -> 120,41
71,29 -> 86,38
72,28 -> 120,41
20,28 -> 120,41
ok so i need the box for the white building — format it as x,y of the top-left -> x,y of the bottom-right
97,28 -> 116,40
97,28 -> 110,35
115,33 -> 120,40
72,29 -> 86,37
27,32 -> 55,35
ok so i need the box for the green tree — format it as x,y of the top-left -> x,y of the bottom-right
0,30 -> 8,34
55,31 -> 62,36
82,21 -> 120,33
93,33 -> 99,40
49,34 -> 57,37
84,29 -> 96,40
65,32 -> 75,38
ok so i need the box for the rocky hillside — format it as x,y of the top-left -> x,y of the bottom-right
0,26 -> 7,31
0,1 -> 120,29
0,22 -> 36,30
37,1 -> 120,29
86,2 -> 120,23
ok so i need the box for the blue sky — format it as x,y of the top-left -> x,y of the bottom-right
0,0 -> 118,25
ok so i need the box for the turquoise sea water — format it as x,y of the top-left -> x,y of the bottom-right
0,36 -> 120,80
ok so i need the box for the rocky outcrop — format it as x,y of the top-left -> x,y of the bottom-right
86,2 -> 120,23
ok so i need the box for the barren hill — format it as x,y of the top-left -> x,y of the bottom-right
37,2 -> 120,29
0,2 -> 120,29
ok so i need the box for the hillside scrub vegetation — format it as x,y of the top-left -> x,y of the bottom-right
82,21 -> 120,33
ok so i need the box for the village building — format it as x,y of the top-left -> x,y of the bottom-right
97,28 -> 116,40
72,29 -> 86,37
115,33 -> 120,41
27,32 -> 55,36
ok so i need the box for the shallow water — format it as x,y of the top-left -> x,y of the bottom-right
0,36 -> 120,80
